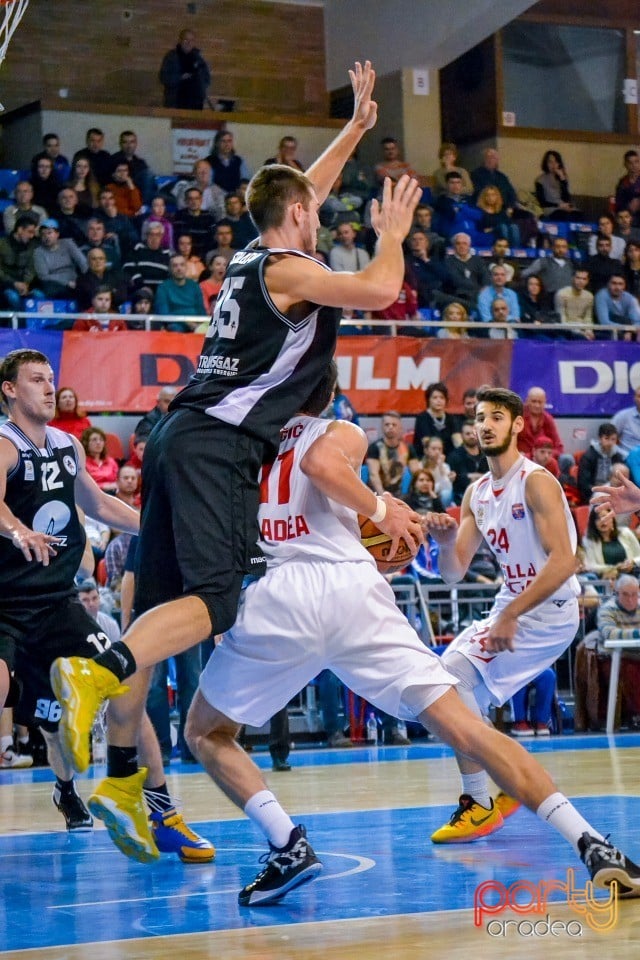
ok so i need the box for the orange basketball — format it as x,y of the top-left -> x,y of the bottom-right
358,515 -> 415,574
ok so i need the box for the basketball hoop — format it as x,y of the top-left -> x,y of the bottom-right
0,0 -> 30,111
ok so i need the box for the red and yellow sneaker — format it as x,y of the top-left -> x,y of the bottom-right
431,794 -> 504,844
494,791 -> 522,820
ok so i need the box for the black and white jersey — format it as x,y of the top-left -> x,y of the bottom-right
0,422 -> 85,604
174,247 -> 341,444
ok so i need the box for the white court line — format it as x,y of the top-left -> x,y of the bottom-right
49,849 -> 375,910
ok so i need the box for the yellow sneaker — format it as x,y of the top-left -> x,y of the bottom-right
150,809 -> 216,863
494,791 -> 522,820
88,768 -> 159,863
50,657 -> 128,773
431,794 -> 504,844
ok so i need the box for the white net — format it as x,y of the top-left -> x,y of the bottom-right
0,0 -> 29,110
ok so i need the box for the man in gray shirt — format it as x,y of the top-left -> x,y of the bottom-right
521,236 -> 574,295
33,218 -> 87,299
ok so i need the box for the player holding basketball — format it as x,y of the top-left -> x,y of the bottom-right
426,385 -> 584,844
0,349 -> 213,861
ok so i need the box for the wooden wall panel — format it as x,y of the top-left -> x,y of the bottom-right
0,0 -> 327,116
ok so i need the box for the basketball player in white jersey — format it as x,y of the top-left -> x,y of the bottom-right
426,384 -> 583,843
184,366 -> 640,906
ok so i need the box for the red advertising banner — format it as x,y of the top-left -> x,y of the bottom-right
60,332 -> 513,414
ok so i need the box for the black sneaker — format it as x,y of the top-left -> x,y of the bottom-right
578,832 -> 640,899
52,782 -> 94,832
239,824 -> 322,906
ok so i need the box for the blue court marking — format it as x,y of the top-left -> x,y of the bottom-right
0,797 -> 637,951
1,732 -> 639,785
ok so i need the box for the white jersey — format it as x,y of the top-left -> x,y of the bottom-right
258,415 -> 375,569
469,455 -> 580,610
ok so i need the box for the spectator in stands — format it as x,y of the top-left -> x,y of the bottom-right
172,159 -> 226,221
31,132 -> 70,184
75,247 -> 126,311
444,231 -> 490,311
72,286 -> 129,332
141,196 -> 175,252
511,668 -> 556,737
404,468 -> 445,514
329,221 -> 370,272
616,209 -> 640,247
29,155 -> 62,214
586,235 -> 620,293
412,203 -> 445,259
33,218 -> 86,299
521,236 -> 574,296
614,149 -> 640,226
531,435 -> 559,478
72,127 -> 113,187
477,263 -> 520,323
154,253 -> 206,330
206,130 -> 251,193
404,229 -> 448,309
374,136 -> 421,187
554,268 -> 594,339
517,386 -> 565,462
66,156 -> 100,215
366,411 -> 419,497
110,130 -> 155,205
199,253 -> 227,313
485,296 -> 517,340
77,579 -> 121,647
173,187 -> 217,260
588,214 -> 625,260
595,272 -> 640,334
433,171 -> 481,243
96,188 -> 138,257
623,239 -> 640,301
413,380 -> 461,456
582,507 -> 640,581
134,386 -> 178,440
107,161 -> 143,218
517,275 -> 559,339
114,464 -> 140,509
419,435 -> 455,507
176,233 -> 205,280
597,574 -> 640,657
122,222 -> 171,296
488,237 -> 516,282
265,135 -> 305,171
205,221 -> 235,265
54,187 -> 89,246
448,420 -> 488,504
471,147 -> 517,210
458,387 -> 478,423
370,269 -> 418,332
125,433 -> 146,474
341,148 -> 373,207
578,423 -> 625,504
80,217 -> 122,272
535,150 -> 579,221
218,192 -> 258,249
81,426 -> 119,492
319,172 -> 363,233
436,301 -> 470,339
160,28 -> 211,110
2,181 -> 47,234
49,386 -> 91,438
612,386 -> 640,456
475,185 -> 519,246
430,141 -> 473,198
128,286 -> 155,330
0,217 -> 42,311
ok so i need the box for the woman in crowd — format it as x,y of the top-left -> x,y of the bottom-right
582,508 -> 640,581
49,386 -> 92,439
430,142 -> 473,198
30,155 -> 62,213
199,254 -> 228,314
420,436 -> 455,508
588,213 -> 626,260
81,426 -> 119,492
176,233 -> 206,280
67,156 -> 101,214
437,301 -> 470,339
141,195 -> 175,251
412,380 -> 461,455
404,468 -> 445,514
517,275 -> 557,338
475,185 -> 520,246
535,150 -> 579,221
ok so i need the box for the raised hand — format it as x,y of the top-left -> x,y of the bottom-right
349,60 -> 377,131
370,174 -> 422,240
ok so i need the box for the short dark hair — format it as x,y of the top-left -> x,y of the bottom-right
425,381 -> 449,404
462,387 -> 477,401
624,149 -> 639,163
246,164 -> 314,232
13,215 -> 36,233
596,232 -> 612,245
0,349 -> 51,404
598,422 -> 618,438
476,385 -> 523,420
445,171 -> 463,182
381,137 -> 398,146
300,360 -> 338,417
86,127 -> 104,138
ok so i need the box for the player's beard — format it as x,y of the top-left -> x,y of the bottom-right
479,434 -> 512,457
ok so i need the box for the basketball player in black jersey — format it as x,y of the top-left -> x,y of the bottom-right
0,349 -> 213,861
52,61 -> 424,860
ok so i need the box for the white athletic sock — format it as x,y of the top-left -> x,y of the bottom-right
0,735 -> 13,753
244,789 -> 296,849
537,791 -> 605,854
461,771 -> 492,809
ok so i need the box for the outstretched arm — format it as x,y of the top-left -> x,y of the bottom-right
305,61 -> 378,204
72,437 -> 140,535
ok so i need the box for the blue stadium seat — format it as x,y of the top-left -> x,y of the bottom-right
0,169 -> 20,198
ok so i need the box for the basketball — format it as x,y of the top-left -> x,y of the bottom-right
358,515 -> 415,573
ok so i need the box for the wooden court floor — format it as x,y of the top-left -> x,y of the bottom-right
1,734 -> 640,959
